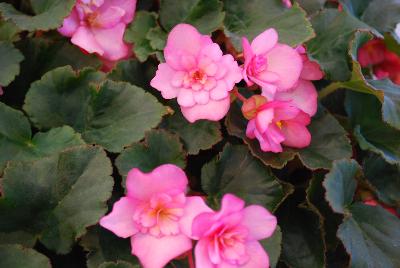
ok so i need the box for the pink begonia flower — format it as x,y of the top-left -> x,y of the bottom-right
100,164 -> 211,268
282,0 -> 292,8
242,28 -> 303,96
272,45 -> 323,117
58,0 -> 136,61
150,24 -> 242,123
185,194 -> 277,267
245,97 -> 311,153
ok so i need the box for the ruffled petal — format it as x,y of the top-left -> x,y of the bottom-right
58,8 -> 80,37
194,239 -> 214,268
99,197 -> 138,238
251,28 -> 278,55
181,97 -> 230,123
131,233 -> 192,268
241,241 -> 270,268
126,164 -> 188,200
99,0 -> 137,23
71,27 -> 104,55
177,88 -> 196,107
266,44 -> 302,90
150,63 -> 180,99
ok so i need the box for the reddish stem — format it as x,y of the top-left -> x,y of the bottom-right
233,88 -> 247,102
188,250 -> 195,268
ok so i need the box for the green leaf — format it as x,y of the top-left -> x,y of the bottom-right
307,9 -> 375,81
260,226 -> 282,268
361,0 -> 400,33
163,111 -> 222,155
115,129 -> 186,178
0,19 -> 20,41
297,0 -> 326,15
339,0 -> 374,17
24,66 -> 167,152
0,1 -> 75,31
0,146 -> 114,253
0,41 -> 23,86
201,144 -> 289,211
279,198 -> 326,268
223,0 -> 314,50
363,154 -> 400,206
80,226 -> 139,268
226,101 -> 352,169
0,102 -> 85,172
297,108 -> 352,169
159,0 -> 224,34
345,91 -> 400,164
0,244 -> 51,268
0,231 -> 36,247
322,159 -> 360,214
337,203 -> 400,268
124,11 -> 158,62
108,59 -> 156,90
147,27 -> 167,51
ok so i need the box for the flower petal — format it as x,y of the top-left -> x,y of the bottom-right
58,8 -> 80,37
281,119 -> 311,148
181,97 -> 230,123
266,44 -> 302,90
210,81 -> 229,100
242,205 -> 277,240
71,27 -> 104,55
179,196 -> 213,239
177,88 -> 195,107
194,239 -> 214,268
300,60 -> 324,81
150,63 -> 180,99
131,233 -> 192,268
275,79 -> 318,116
251,28 -> 278,55
99,197 -> 138,238
241,241 -> 270,268
96,6 -> 126,28
98,0 -> 137,23
126,164 -> 188,200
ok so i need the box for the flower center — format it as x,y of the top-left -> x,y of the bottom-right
276,121 -> 283,129
133,193 -> 185,237
249,55 -> 267,75
190,69 -> 207,84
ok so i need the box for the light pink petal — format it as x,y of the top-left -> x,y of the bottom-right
200,43 -> 223,61
266,124 -> 285,146
266,44 -> 303,90
150,63 -> 180,99
220,54 -> 242,88
71,27 -> 104,55
292,111 -> 311,125
242,37 -> 254,86
210,81 -> 229,100
242,205 -> 277,240
193,91 -> 210,104
255,108 -> 274,134
91,23 -> 130,61
241,241 -> 270,268
131,233 -> 192,268
275,79 -> 318,116
99,197 -> 138,238
251,28 -> 278,55
58,8 -> 80,37
194,239 -> 214,268
191,212 -> 217,238
99,0 -> 137,23
126,164 -> 188,200
257,131 -> 283,153
273,103 -> 300,122
281,120 -> 311,148
164,24 -> 210,69
300,60 -> 324,80
218,194 -> 245,217
261,84 -> 278,99
177,88 -> 195,107
180,196 -> 213,239
181,97 -> 230,123
96,6 -> 126,28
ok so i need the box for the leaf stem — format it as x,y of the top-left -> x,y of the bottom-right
233,87 -> 247,102
318,82 -> 341,99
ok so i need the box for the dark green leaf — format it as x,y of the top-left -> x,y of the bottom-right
297,0 -> 326,15
0,1 -> 75,31
24,66 -> 168,152
115,129 -> 186,178
307,9 -> 375,81
99,261 -> 140,268
0,41 -> 23,86
361,0 -> 400,33
147,27 -> 167,51
0,19 -> 20,41
80,227 -> 139,268
279,199 -> 326,268
0,231 -> 36,247
322,159 -> 360,214
0,244 -> 51,268
223,0 -> 314,50
337,203 -> 400,268
163,111 -> 222,155
0,102 -> 85,172
201,144 -> 288,211
345,91 -> 400,164
363,154 -> 400,206
0,146 -> 114,253
124,11 -> 158,62
160,0 -> 224,34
